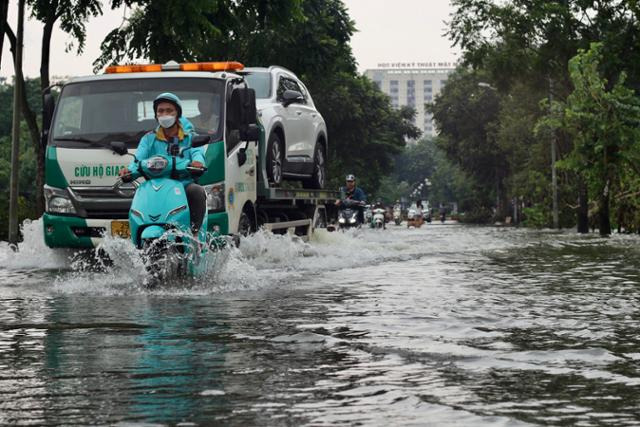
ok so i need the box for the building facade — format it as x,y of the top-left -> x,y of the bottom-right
364,64 -> 455,138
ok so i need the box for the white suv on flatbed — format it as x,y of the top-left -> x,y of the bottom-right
242,66 -> 327,189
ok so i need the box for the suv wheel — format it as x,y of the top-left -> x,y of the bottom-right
267,133 -> 283,186
303,143 -> 325,189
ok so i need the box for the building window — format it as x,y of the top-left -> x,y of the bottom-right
440,79 -> 447,86
425,95 -> 432,102
424,87 -> 432,93
407,80 -> 415,87
390,87 -> 399,94
373,80 -> 381,90
424,80 -> 432,86
390,80 -> 399,86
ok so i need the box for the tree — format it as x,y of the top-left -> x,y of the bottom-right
2,0 -> 104,217
428,67 -> 507,215
555,43 -> 640,236
447,0 -> 640,230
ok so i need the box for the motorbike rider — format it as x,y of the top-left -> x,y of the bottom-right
335,174 -> 366,224
119,92 -> 207,235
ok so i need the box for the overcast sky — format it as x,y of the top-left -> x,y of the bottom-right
0,0 -> 458,79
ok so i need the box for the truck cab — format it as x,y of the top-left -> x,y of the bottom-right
42,61 -> 336,249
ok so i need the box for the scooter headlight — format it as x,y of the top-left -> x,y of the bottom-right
203,182 -> 225,212
146,156 -> 168,173
338,217 -> 346,224
44,185 -> 77,214
349,217 -> 356,224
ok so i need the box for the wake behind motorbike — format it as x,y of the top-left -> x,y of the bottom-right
337,199 -> 365,230
111,139 -> 225,284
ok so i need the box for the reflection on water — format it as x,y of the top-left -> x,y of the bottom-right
1,221 -> 640,425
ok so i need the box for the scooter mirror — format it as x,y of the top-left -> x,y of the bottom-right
110,141 -> 128,155
191,135 -> 212,148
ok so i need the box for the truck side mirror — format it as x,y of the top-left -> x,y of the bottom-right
110,141 -> 128,155
42,92 -> 55,148
191,134 -> 211,148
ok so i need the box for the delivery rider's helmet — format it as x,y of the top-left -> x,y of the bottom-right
153,92 -> 183,118
345,174 -> 356,182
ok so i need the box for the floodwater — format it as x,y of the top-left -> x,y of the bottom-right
1,220 -> 640,426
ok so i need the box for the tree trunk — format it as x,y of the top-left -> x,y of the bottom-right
40,19 -> 55,91
8,0 -> 24,245
5,25 -> 44,216
0,0 -> 9,70
577,179 -> 589,233
599,181 -> 611,236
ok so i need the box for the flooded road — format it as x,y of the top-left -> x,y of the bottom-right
1,220 -> 640,426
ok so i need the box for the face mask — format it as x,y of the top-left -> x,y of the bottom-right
158,115 -> 176,129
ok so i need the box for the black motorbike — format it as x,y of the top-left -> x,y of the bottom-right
338,199 -> 365,230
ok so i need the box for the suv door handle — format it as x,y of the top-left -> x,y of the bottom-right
296,111 -> 302,116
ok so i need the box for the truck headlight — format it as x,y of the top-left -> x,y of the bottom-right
44,185 -> 77,214
338,217 -> 345,223
349,217 -> 356,223
204,182 -> 225,212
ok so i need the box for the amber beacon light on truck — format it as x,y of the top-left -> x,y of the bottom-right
105,61 -> 245,74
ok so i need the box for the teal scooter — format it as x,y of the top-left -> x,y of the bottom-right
111,138 -> 224,284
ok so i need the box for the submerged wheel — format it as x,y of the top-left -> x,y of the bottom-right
303,143 -> 326,189
267,133 -> 284,186
238,211 -> 254,237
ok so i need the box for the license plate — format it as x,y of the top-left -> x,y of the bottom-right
111,220 -> 130,238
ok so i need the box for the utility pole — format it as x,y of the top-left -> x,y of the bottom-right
8,0 -> 24,245
549,77 -> 559,229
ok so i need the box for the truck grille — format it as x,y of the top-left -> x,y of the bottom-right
68,186 -> 133,219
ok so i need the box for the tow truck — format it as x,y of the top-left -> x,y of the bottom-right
41,61 -> 338,249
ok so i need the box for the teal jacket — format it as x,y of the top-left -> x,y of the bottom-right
129,117 -> 206,186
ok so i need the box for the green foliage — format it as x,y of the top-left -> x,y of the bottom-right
443,0 -> 640,231
428,68 -> 508,213
521,206 -> 547,228
28,0 -> 103,55
375,177 -> 410,205
374,137 -> 475,214
0,79 -> 42,240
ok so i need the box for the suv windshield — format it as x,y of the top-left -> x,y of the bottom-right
243,71 -> 271,99
51,77 -> 225,147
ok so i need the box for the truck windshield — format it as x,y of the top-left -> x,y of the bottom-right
51,77 -> 225,147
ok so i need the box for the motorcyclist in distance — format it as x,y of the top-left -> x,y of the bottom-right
336,174 -> 366,224
119,92 -> 207,235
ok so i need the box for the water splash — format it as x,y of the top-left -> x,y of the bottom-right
0,218 -> 70,270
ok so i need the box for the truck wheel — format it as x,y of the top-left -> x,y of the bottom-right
303,143 -> 325,189
267,133 -> 283,186
238,211 -> 254,237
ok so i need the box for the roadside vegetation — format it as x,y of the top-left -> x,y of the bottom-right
426,0 -> 640,235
